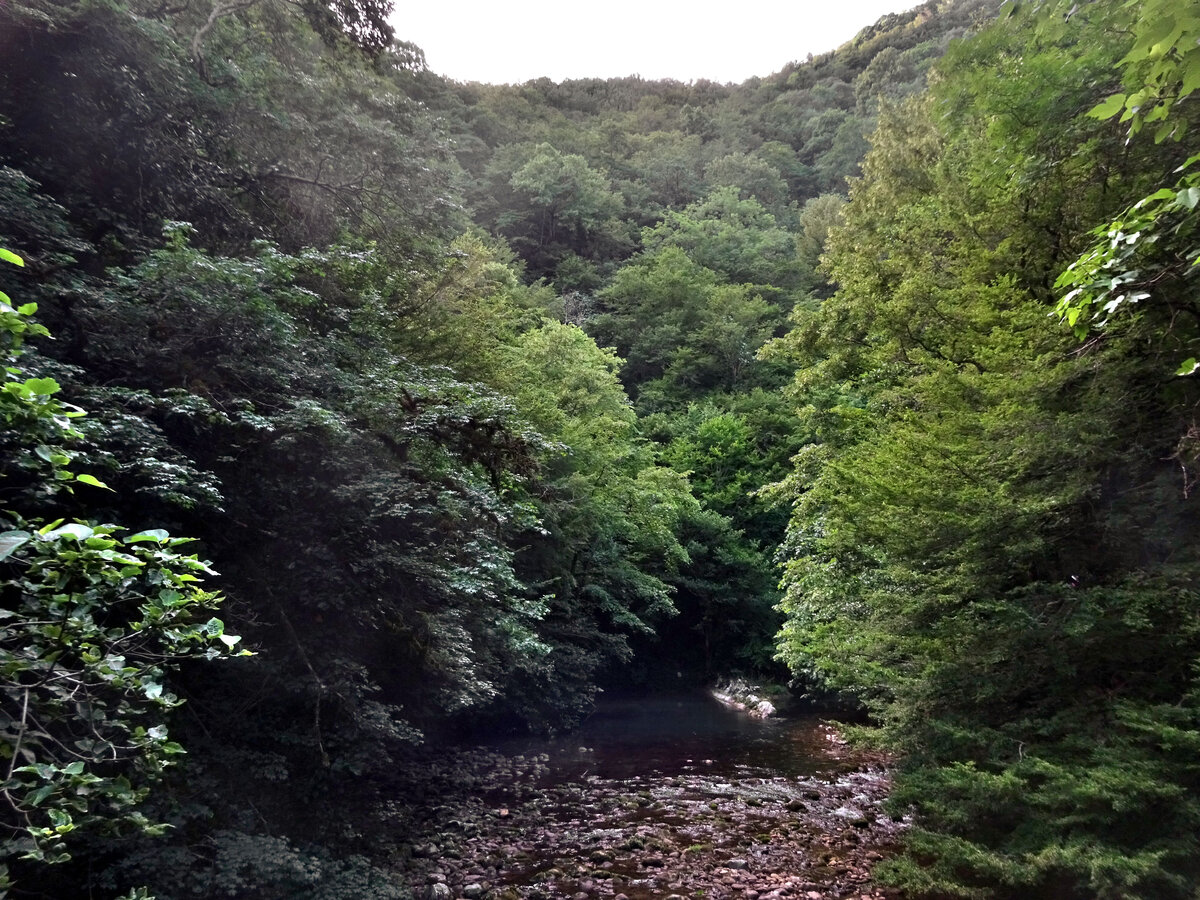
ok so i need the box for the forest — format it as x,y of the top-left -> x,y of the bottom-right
0,0 -> 1198,896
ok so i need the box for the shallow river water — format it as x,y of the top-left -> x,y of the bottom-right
493,694 -> 856,780
405,693 -> 902,900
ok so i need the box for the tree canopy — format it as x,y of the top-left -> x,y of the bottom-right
6,0 -> 1199,896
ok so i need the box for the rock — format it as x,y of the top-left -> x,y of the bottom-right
727,858 -> 749,870
462,885 -> 484,900
423,885 -> 453,900
643,857 -> 666,868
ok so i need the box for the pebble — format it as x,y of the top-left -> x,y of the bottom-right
397,744 -> 898,900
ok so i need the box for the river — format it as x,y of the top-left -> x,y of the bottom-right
403,692 -> 901,900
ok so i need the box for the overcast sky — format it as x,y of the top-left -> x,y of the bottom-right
392,0 -> 922,85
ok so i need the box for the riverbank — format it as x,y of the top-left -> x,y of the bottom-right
398,696 -> 903,900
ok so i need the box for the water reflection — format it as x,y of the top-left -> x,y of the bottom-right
492,691 -> 843,781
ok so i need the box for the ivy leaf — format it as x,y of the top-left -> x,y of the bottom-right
127,530 -> 170,543
1176,357 -> 1199,376
27,784 -> 56,807
1176,187 -> 1200,210
1087,93 -> 1127,120
23,377 -> 60,396
0,530 -> 31,561
44,523 -> 95,542
0,248 -> 25,267
75,473 -> 112,491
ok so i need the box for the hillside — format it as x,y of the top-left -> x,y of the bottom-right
2,0 -> 1199,896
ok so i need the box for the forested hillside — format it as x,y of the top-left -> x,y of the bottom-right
1,0 -> 1198,897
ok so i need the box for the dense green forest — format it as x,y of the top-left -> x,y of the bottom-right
1,0 -> 1198,896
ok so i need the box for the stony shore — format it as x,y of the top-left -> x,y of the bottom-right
400,728 -> 903,900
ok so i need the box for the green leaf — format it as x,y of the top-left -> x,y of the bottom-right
158,589 -> 183,606
0,248 -> 24,267
218,633 -> 242,648
1176,357 -> 1199,376
23,377 -> 60,396
45,523 -> 95,542
1087,93 -> 1127,120
1176,187 -> 1200,210
0,531 -> 30,561
127,529 -> 170,544
62,762 -> 85,776
74,473 -> 112,490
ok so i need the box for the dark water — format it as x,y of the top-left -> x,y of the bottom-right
491,691 -> 852,781
410,692 -> 896,900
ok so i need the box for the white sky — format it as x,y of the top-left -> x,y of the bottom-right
392,0 -> 922,85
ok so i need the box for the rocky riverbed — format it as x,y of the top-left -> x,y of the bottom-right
401,714 -> 903,900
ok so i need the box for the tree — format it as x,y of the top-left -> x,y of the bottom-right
0,248 -> 244,894
771,9 -> 1200,895
1045,0 -> 1200,372
641,187 -> 806,293
501,143 -> 624,274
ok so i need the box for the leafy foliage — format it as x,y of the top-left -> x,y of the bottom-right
0,253 -> 243,894
12,0 -> 1161,897
770,5 -> 1200,896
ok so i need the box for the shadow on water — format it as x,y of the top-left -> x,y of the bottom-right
489,690 -> 855,782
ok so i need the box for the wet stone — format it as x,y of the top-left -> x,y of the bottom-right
397,704 -> 901,900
